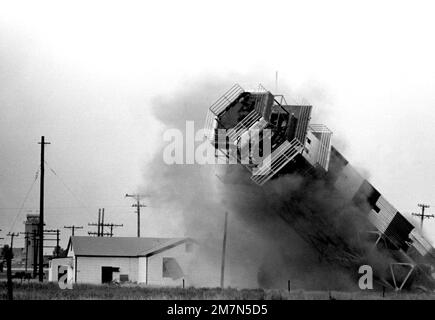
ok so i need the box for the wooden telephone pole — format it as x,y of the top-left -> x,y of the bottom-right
6,232 -> 18,300
64,225 -> 84,237
7,232 -> 19,249
38,136 -> 50,282
32,230 -> 38,277
125,194 -> 148,237
107,223 -> 123,237
412,203 -> 433,229
88,209 -> 122,237
88,209 -> 107,236
20,231 -> 31,272
5,247 -> 13,300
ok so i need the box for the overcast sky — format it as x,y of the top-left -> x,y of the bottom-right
1,0 -> 435,249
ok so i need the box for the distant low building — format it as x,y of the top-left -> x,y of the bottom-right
0,247 -> 26,268
49,236 -> 197,286
11,248 -> 25,267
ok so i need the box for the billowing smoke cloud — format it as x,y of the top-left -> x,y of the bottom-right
140,76 -> 388,290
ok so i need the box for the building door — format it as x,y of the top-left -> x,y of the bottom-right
101,266 -> 113,283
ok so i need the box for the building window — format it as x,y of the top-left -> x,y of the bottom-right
307,138 -> 311,144
162,257 -> 184,280
120,274 -> 129,282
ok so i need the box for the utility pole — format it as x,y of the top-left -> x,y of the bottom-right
6,232 -> 18,300
125,194 -> 148,237
7,232 -> 19,249
20,232 -> 31,272
220,211 -> 228,289
97,208 -> 101,236
89,208 -> 105,237
38,136 -> 50,282
88,209 -> 104,237
107,223 -> 123,237
88,209 -> 120,237
412,203 -> 433,229
5,245 -> 13,300
56,229 -> 60,256
32,231 -> 38,277
64,225 -> 83,237
0,230 -> 4,275
101,208 -> 105,236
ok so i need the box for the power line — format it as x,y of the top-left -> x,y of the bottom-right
0,205 -> 133,210
7,167 -> 40,233
44,229 -> 61,257
88,231 -> 111,236
44,160 -> 137,239
44,160 -> 96,218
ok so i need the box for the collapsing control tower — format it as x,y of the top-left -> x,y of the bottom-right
205,84 -> 330,185
204,84 -> 435,290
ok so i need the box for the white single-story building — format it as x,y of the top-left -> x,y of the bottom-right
49,236 -> 197,286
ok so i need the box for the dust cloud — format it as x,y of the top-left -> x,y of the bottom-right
140,76 -> 380,290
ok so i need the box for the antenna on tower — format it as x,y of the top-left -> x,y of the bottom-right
275,71 -> 278,93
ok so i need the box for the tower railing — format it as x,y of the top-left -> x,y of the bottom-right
227,109 -> 262,142
308,124 -> 332,171
209,83 -> 244,116
251,138 -> 304,185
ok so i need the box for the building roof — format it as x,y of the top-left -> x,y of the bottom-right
67,236 -> 193,257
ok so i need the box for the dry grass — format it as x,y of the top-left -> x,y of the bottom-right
1,281 -> 435,300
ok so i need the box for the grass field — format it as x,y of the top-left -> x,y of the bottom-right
1,281 -> 435,300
